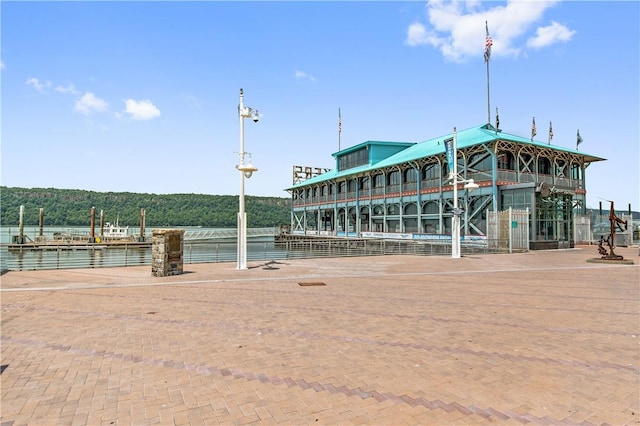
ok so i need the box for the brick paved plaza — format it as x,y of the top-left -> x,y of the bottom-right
1,246 -> 638,425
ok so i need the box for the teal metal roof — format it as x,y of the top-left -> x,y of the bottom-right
287,123 -> 606,190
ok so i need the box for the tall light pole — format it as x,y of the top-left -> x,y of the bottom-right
236,88 -> 259,270
447,127 -> 478,259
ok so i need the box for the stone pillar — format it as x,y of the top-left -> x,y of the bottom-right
151,229 -> 185,277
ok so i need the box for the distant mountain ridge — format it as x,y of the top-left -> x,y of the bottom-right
0,186 -> 290,228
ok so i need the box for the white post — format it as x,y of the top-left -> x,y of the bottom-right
452,128 -> 461,259
508,206 -> 513,254
236,88 -> 259,270
237,88 -> 247,270
525,207 -> 530,252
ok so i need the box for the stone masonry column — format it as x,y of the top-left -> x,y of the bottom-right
151,229 -> 185,277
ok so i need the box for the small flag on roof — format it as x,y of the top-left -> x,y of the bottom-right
548,121 -> 553,144
576,129 -> 583,149
531,117 -> 537,141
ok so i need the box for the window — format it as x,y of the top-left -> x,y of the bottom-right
387,170 -> 400,186
570,162 -> 581,180
538,157 -> 551,175
404,168 -> 418,183
468,153 -> 491,171
422,164 -> 440,180
373,173 -> 385,188
337,147 -> 369,171
497,151 -> 515,170
359,176 -> 370,190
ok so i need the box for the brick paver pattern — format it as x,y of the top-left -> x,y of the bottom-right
1,246 -> 638,425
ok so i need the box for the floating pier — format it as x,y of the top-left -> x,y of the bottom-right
8,205 -> 150,251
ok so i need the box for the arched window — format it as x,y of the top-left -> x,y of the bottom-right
422,163 -> 440,180
387,170 -> 400,186
423,201 -> 439,214
359,176 -> 370,190
373,173 -> 385,188
403,168 -> 418,183
404,203 -> 418,215
497,151 -> 515,170
538,157 -> 552,175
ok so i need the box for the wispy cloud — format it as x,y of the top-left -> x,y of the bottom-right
0,61 -> 5,70
26,77 -> 52,92
55,84 -> 81,95
406,0 -> 574,62
124,99 -> 161,121
295,70 -> 317,82
527,21 -> 576,49
75,92 -> 109,115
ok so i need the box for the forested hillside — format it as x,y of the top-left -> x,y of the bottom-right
0,187 -> 291,228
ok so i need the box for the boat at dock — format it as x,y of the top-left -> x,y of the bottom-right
7,219 -> 150,252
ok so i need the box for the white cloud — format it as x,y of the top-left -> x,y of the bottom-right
124,99 -> 161,121
26,77 -> 52,92
75,92 -> 108,115
406,22 -> 429,47
55,84 -> 81,95
527,21 -> 576,49
0,61 -> 5,70
295,70 -> 317,82
406,0 -> 570,62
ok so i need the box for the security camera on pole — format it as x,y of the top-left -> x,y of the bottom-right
445,127 -> 479,259
236,88 -> 259,270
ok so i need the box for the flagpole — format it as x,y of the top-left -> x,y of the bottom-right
338,108 -> 342,151
485,21 -> 492,125
486,53 -> 491,125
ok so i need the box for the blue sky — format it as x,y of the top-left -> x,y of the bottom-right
1,1 -> 638,211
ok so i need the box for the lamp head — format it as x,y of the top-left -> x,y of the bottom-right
463,179 -> 479,191
237,162 -> 258,179
252,110 -> 260,123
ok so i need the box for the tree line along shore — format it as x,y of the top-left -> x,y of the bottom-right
0,186 -> 290,228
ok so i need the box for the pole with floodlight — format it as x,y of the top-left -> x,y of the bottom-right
236,88 -> 259,270
448,127 -> 479,259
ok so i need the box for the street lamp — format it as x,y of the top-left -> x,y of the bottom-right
236,88 -> 259,270
447,127 -> 479,259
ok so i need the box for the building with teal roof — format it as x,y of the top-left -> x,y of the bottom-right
285,123 -> 605,250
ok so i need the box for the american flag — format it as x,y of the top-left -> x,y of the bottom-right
531,117 -> 537,140
576,129 -> 583,149
484,21 -> 493,63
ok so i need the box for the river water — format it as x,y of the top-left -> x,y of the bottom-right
0,226 -> 290,271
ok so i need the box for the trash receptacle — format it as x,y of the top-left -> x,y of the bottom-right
151,229 -> 185,277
